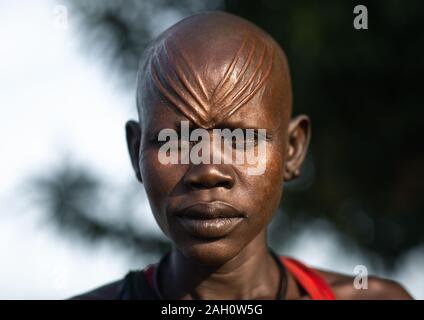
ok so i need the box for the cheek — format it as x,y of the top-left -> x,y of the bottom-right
263,147 -> 285,198
241,146 -> 284,223
139,149 -> 185,227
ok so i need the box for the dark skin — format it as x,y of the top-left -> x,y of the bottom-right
74,11 -> 413,300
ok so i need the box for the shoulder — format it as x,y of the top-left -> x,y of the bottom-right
68,279 -> 126,300
313,268 -> 413,300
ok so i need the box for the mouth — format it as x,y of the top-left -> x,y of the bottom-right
173,201 -> 246,239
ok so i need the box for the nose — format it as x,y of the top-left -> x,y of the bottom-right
183,164 -> 235,190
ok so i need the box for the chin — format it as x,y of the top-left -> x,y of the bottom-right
176,237 -> 244,266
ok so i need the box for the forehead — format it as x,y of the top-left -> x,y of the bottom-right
137,12 -> 291,131
142,85 -> 285,133
145,37 -> 275,128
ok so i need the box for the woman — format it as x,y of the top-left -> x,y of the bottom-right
71,11 -> 412,300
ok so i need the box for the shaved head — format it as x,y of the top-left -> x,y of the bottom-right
136,11 -> 292,129
126,10 -> 311,270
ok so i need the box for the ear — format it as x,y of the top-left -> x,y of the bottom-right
125,120 -> 143,183
283,115 -> 311,181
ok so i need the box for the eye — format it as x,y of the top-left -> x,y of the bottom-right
152,135 -> 168,145
244,130 -> 259,148
154,134 -> 195,151
150,135 -> 177,149
244,130 -> 272,149
223,130 -> 259,149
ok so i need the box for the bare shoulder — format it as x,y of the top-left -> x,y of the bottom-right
313,267 -> 414,300
68,279 -> 125,300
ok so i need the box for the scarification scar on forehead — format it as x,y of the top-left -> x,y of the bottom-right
137,12 -> 290,129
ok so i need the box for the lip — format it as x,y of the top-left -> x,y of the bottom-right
173,202 -> 245,239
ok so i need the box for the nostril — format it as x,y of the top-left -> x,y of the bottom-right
189,180 -> 232,190
190,182 -> 204,190
215,180 -> 233,189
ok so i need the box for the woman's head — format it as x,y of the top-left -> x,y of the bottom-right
126,11 -> 310,265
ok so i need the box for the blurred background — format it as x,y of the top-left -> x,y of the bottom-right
0,0 -> 423,299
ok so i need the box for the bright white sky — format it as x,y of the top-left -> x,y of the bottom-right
0,0 -> 422,299
0,0 -> 158,299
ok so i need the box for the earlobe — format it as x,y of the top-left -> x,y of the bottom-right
125,120 -> 143,183
283,115 -> 311,182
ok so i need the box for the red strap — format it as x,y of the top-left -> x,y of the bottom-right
144,264 -> 156,289
280,256 -> 336,300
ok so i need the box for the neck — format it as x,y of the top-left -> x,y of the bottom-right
158,231 -> 282,300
